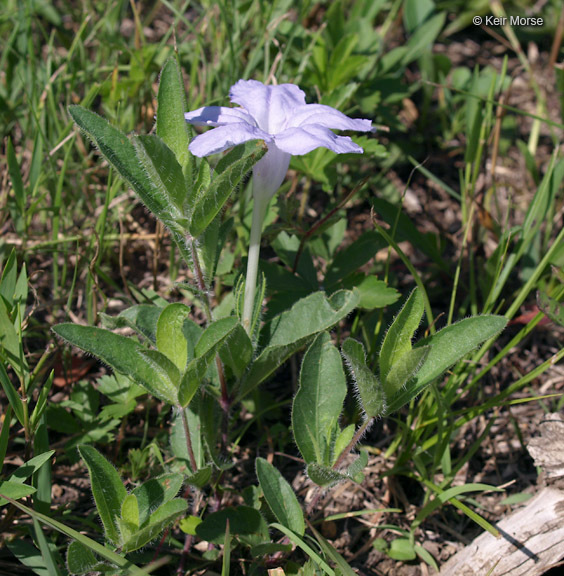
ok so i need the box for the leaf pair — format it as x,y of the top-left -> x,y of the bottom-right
291,289 -> 507,486
75,445 -> 186,558
68,58 -> 266,243
52,304 -> 250,409
343,288 -> 508,417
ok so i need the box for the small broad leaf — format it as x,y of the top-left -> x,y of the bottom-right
132,473 -> 184,526
342,338 -> 386,418
537,290 -> 564,327
179,317 -> 241,407
219,322 -> 252,379
307,464 -> 346,487
239,290 -> 359,400
121,494 -> 139,529
333,424 -> 355,465
121,499 -> 188,553
100,304 -> 162,343
189,141 -> 267,237
170,408 -> 203,474
133,135 -> 188,226
383,346 -> 429,398
67,541 -> 108,575
156,303 -> 191,371
8,450 -> 55,484
0,480 -> 36,506
354,276 -> 400,310
77,445 -> 127,545
386,315 -> 507,414
379,288 -> 424,384
196,506 -> 269,546
307,450 -> 367,487
52,324 -> 178,405
156,58 -> 192,176
292,332 -> 346,465
256,457 -> 304,536
68,106 -> 184,234
325,231 -> 387,288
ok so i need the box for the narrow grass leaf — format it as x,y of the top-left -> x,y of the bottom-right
52,324 -> 179,404
0,495 -> 148,575
256,457 -> 304,536
221,519 -> 231,576
309,523 -> 357,576
270,523 -> 334,576
78,445 -> 127,545
292,332 -> 346,465
0,405 -> 12,470
33,518 -> 63,576
0,361 -> 24,425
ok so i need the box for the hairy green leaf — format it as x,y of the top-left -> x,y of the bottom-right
52,324 -> 178,405
379,288 -> 424,384
342,338 -> 385,418
239,290 -> 358,399
292,332 -> 346,465
189,141 -> 267,237
156,303 -> 191,371
256,457 -> 304,535
77,445 -> 127,545
387,315 -> 507,414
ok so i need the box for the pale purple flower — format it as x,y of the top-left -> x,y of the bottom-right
185,79 -> 373,198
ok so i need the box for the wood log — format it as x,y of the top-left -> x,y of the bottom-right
439,487 -> 564,576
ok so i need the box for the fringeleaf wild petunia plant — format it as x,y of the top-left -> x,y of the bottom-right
184,79 -> 373,333
48,59 -> 507,574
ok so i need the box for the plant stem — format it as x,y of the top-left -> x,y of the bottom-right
242,191 -> 268,335
187,235 -> 230,412
180,407 -> 198,473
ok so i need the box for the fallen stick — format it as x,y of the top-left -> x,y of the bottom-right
439,487 -> 564,576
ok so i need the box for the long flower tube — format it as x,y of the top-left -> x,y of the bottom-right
185,79 -> 373,333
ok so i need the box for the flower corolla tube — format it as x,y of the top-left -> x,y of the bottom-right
185,79 -> 373,200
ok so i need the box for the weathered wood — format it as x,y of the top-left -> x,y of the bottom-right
439,487 -> 564,576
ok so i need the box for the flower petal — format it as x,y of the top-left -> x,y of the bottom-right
188,123 -> 271,157
229,80 -> 306,133
184,106 -> 254,127
273,125 -> 364,156
290,104 -> 373,132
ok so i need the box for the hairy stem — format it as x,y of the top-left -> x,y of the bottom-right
187,235 -> 230,411
180,406 -> 198,473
